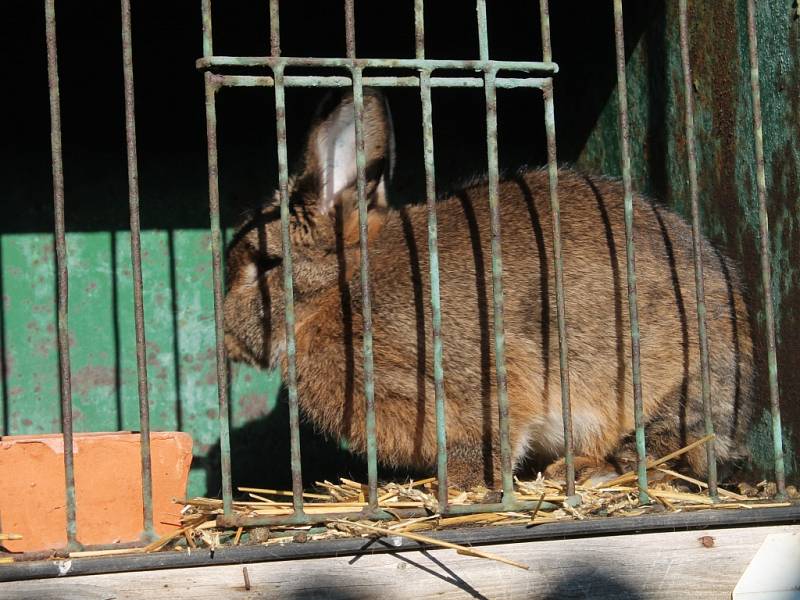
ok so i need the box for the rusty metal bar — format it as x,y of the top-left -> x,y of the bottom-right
207,74 -> 549,90
414,0 -> 425,61
344,0 -> 356,59
197,56 -> 558,74
678,0 -> 718,501
539,0 -> 575,499
201,0 -> 233,517
201,0 -> 213,57
268,0 -> 280,57
270,0 -> 305,517
746,0 -> 786,499
345,3 -> 379,512
415,0 -> 449,513
120,0 -> 156,539
477,0 -> 514,502
612,0 -> 649,504
216,508 -> 394,529
202,70 -> 233,515
44,0 -> 80,551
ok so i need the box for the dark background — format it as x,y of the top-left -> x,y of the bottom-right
2,1 -> 657,232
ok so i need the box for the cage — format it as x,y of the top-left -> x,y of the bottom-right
1,0 -> 799,596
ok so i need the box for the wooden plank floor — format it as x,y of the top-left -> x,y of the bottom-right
1,524 -> 796,599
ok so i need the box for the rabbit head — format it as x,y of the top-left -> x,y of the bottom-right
223,88 -> 395,368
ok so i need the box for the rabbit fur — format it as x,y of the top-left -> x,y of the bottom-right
223,89 -> 754,488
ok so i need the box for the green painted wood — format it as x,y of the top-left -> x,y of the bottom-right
0,228 -> 280,498
578,0 -> 799,480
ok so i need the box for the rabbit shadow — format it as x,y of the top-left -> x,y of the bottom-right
203,386 -> 428,497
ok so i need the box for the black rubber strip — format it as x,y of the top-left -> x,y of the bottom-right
1,504 -> 798,582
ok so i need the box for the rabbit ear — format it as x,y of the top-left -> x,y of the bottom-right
304,88 -> 394,215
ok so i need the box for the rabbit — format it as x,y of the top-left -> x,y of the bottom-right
223,88 -> 754,490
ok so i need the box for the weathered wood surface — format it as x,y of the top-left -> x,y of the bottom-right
1,525 -> 797,600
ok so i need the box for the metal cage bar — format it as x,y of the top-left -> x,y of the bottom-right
539,0 -> 575,499
197,56 -> 558,74
414,0 -> 450,512
120,0 -> 156,539
746,0 -> 786,499
477,0 -> 514,502
201,0 -> 234,515
44,0 -> 81,551
346,55 -> 381,516
206,74 -> 550,89
612,0 -> 649,505
269,0 -> 306,517
202,77 -> 234,515
677,0 -> 718,501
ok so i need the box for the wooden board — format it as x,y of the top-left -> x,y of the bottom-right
1,525 -> 797,600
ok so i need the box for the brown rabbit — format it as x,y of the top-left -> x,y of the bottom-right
223,89 -> 754,489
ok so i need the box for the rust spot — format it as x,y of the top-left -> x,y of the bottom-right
698,535 -> 715,548
206,409 -> 218,419
205,371 -> 217,386
70,365 -> 115,397
22,418 -> 32,427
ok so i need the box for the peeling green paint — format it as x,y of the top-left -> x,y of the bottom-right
579,0 -> 800,479
748,408 -> 797,479
0,229 -> 278,497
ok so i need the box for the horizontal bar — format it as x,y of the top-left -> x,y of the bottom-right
443,499 -> 559,515
216,509 -> 395,528
207,74 -> 549,90
6,505 -> 799,581
213,499 -> 565,528
197,55 -> 558,74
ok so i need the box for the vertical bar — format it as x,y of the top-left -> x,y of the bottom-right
678,0 -> 718,501
414,0 -> 425,61
612,0 -> 649,504
120,0 -> 155,538
746,0 -> 786,499
344,0 -> 356,59
270,0 -> 304,515
539,0 -> 575,498
351,72 -> 379,510
45,0 -> 80,551
477,0 -> 514,499
415,0 -> 448,511
345,2 -> 378,511
203,71 -> 233,515
201,0 -> 213,57
269,0 -> 280,57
